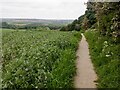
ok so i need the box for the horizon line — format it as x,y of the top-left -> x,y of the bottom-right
1,17 -> 75,20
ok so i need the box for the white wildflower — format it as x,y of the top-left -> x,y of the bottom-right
106,55 -> 111,57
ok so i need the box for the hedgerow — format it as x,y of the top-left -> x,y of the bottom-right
85,30 -> 120,88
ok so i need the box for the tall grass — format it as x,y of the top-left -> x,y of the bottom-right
85,30 -> 120,88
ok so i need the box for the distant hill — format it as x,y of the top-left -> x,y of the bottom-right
1,18 -> 73,26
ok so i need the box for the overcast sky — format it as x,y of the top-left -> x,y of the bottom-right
1,0 -> 88,19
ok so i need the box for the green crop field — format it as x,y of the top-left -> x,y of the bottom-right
2,29 -> 81,88
1,1 -> 119,88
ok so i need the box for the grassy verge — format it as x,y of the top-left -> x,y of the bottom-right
2,30 -> 81,88
84,30 -> 120,88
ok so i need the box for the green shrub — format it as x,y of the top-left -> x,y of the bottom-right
85,30 -> 120,88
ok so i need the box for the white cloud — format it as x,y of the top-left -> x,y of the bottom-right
1,0 -> 87,19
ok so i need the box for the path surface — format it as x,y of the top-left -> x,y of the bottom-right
74,33 -> 97,88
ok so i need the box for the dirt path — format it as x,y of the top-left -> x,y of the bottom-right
74,33 -> 97,88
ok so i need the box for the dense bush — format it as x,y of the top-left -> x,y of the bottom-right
2,30 -> 81,88
85,30 -> 120,88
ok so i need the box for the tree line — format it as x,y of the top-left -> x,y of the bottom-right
60,1 -> 120,42
0,22 -> 62,30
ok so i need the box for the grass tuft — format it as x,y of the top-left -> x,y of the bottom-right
84,30 -> 120,88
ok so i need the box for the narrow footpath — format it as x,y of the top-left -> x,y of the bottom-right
74,33 -> 97,88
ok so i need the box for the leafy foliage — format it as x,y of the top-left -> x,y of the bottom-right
61,2 -> 120,43
90,2 -> 120,42
2,30 -> 81,88
85,30 -> 120,88
60,2 -> 96,31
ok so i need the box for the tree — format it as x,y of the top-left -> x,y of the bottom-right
2,22 -> 9,28
82,16 -> 89,30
